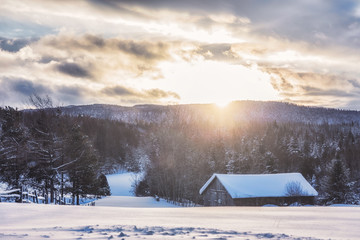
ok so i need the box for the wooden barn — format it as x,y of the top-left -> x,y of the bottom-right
199,173 -> 318,206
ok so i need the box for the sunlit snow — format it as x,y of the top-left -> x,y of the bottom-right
1,203 -> 360,239
1,172 -> 359,239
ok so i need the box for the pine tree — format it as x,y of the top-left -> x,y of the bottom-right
95,174 -> 111,196
0,107 -> 29,188
323,159 -> 350,204
28,110 -> 61,203
65,124 -> 99,205
26,94 -> 64,203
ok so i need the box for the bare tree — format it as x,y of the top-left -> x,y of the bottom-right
28,93 -> 54,109
285,181 -> 308,196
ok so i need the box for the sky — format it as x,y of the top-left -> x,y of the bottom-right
1,1 -> 360,109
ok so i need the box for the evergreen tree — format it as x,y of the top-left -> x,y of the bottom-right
0,107 -> 29,188
323,159 -> 350,204
95,174 -> 111,196
28,110 -> 62,203
65,124 -> 99,205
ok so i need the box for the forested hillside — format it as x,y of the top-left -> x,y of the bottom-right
61,101 -> 360,125
1,100 -> 360,205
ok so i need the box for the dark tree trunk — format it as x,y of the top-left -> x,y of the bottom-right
50,178 -> 54,203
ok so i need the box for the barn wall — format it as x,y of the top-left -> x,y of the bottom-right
202,177 -> 234,206
233,196 -> 315,206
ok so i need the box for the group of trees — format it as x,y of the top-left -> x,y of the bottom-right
0,96 -> 139,204
137,109 -> 360,205
1,99 -> 360,205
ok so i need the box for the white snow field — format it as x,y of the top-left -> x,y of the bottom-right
1,203 -> 360,239
105,172 -> 137,196
2,173 -> 359,239
94,196 -> 180,208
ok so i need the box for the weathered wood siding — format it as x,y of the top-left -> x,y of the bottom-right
233,196 -> 315,206
202,177 -> 234,206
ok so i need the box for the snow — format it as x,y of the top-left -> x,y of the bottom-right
105,172 -> 139,196
1,203 -> 360,239
3,172 -> 356,239
95,196 -> 180,208
0,188 -> 21,195
0,182 -> 8,192
99,172 -> 179,208
200,173 -> 318,198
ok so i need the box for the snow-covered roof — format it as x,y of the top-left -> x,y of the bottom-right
199,173 -> 318,198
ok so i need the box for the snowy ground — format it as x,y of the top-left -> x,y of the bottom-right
94,196 -> 180,208
105,172 -> 139,196
1,203 -> 360,239
2,173 -> 359,239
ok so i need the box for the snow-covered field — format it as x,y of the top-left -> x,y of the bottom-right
1,203 -> 360,239
2,173 -> 359,239
94,196 -> 180,208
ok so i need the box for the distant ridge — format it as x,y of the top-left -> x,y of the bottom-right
58,101 -> 360,125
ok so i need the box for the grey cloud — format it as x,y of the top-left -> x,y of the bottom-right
265,67 -> 360,107
89,0 -> 231,13
196,44 -> 234,60
0,37 -> 34,52
40,34 -> 105,52
35,35 -> 174,80
39,35 -> 170,60
267,68 -> 294,92
39,56 -> 61,64
117,40 -> 169,60
84,34 -> 105,48
301,86 -> 356,97
102,86 -> 135,96
8,78 -> 50,96
348,79 -> 360,89
144,88 -> 180,100
102,85 -> 180,100
56,62 -> 91,78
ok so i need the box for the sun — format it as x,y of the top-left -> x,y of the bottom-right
215,100 -> 231,108
157,60 -> 280,107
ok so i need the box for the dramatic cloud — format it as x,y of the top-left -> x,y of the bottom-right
0,37 -> 34,52
1,0 -> 360,109
102,85 -> 180,103
117,40 -> 169,60
102,86 -> 135,97
56,62 -> 91,78
9,78 -> 49,96
0,77 -> 51,107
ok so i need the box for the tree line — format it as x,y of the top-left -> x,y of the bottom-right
1,99 -> 360,205
0,96 -> 140,204
137,108 -> 360,205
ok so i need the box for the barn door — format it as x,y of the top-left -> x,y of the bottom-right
214,191 -> 226,206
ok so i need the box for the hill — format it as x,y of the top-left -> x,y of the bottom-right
60,101 -> 360,125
